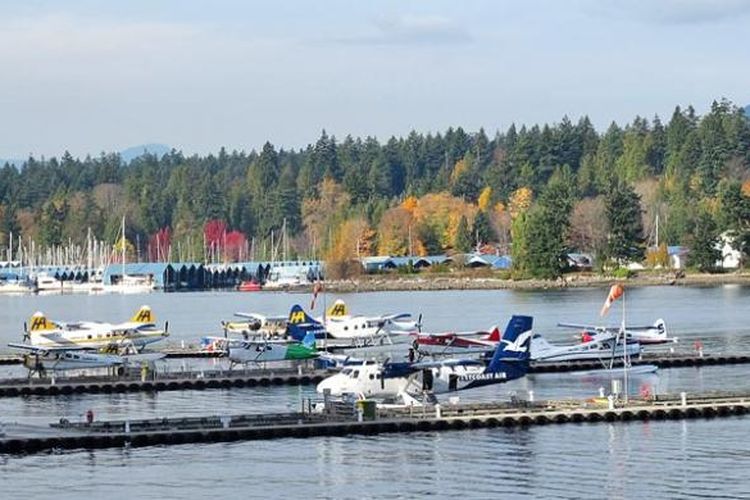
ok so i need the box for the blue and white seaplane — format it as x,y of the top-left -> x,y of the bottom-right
316,315 -> 533,401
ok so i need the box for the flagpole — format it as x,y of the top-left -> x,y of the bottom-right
622,287 -> 628,404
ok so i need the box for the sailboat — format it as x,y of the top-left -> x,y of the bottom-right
102,217 -> 154,294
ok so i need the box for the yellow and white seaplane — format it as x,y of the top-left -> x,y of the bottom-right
316,299 -> 418,346
19,306 -> 169,351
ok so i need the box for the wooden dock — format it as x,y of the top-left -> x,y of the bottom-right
2,392 -> 749,455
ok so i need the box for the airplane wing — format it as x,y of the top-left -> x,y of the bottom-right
557,322 -> 618,332
7,342 -> 94,352
382,313 -> 414,322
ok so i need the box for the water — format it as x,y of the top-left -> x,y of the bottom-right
2,285 -> 750,498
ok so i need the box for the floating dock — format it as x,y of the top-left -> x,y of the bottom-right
2,392 -> 749,455
1,352 -> 749,398
0,368 -> 328,398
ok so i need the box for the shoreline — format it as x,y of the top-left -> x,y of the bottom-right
318,272 -> 750,293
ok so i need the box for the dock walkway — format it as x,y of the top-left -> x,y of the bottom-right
2,392 -> 749,455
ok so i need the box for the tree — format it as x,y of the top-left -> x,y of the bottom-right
518,168 -> 576,278
471,210 -> 495,246
605,182 -> 645,264
690,210 -> 721,272
454,215 -> 472,252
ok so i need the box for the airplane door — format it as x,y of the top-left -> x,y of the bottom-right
449,374 -> 458,391
422,369 -> 433,391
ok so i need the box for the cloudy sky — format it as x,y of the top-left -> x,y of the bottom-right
1,0 -> 749,158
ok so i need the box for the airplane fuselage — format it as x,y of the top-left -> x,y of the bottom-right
29,324 -> 167,350
228,341 -> 317,364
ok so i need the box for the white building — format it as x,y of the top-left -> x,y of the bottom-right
717,231 -> 742,269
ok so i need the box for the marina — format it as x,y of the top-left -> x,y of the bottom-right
3,285 -> 750,498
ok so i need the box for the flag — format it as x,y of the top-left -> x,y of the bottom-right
600,284 -> 624,316
310,281 -> 323,309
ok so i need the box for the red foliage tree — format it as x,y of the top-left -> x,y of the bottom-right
148,227 -> 172,262
224,230 -> 248,262
203,219 -> 228,261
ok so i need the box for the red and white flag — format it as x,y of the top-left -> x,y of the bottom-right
600,284 -> 624,316
310,281 -> 323,310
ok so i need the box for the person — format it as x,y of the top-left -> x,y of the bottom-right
85,409 -> 94,425
408,347 -> 415,363
581,331 -> 594,343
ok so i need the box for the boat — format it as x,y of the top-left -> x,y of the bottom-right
237,280 -> 262,292
0,275 -> 37,294
35,273 -> 71,293
102,217 -> 154,294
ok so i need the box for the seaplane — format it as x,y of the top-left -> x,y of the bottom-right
8,342 -> 165,377
316,315 -> 533,401
221,312 -> 289,340
531,331 -> 642,362
314,299 -> 418,347
21,306 -> 169,351
557,318 -> 676,345
411,325 -> 503,357
227,332 -> 318,367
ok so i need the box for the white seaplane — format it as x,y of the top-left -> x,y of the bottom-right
531,331 -> 642,362
221,312 -> 289,340
8,342 -> 165,377
315,299 -> 418,346
20,306 -> 169,351
557,318 -> 676,345
226,332 -> 319,367
316,315 -> 533,401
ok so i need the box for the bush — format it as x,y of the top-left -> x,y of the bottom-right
611,267 -> 633,279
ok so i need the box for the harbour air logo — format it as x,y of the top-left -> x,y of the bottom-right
329,303 -> 346,317
31,316 -> 50,331
135,309 -> 152,322
289,311 -> 306,324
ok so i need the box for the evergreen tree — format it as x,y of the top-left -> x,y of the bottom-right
471,210 -> 494,246
690,210 -> 721,272
520,167 -> 576,278
605,181 -> 644,264
454,216 -> 472,253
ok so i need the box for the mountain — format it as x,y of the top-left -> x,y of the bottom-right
744,105 -> 750,118
119,143 -> 171,163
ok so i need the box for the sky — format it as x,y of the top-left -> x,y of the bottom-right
0,0 -> 749,158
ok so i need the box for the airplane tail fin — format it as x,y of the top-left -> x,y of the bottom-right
131,305 -> 154,324
654,318 -> 667,338
486,315 -> 533,373
28,312 -> 55,333
487,326 -> 501,342
327,299 -> 348,318
287,304 -> 325,341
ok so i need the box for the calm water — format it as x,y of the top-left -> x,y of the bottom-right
2,285 -> 750,499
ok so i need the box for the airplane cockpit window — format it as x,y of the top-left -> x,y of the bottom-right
369,374 -> 374,380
